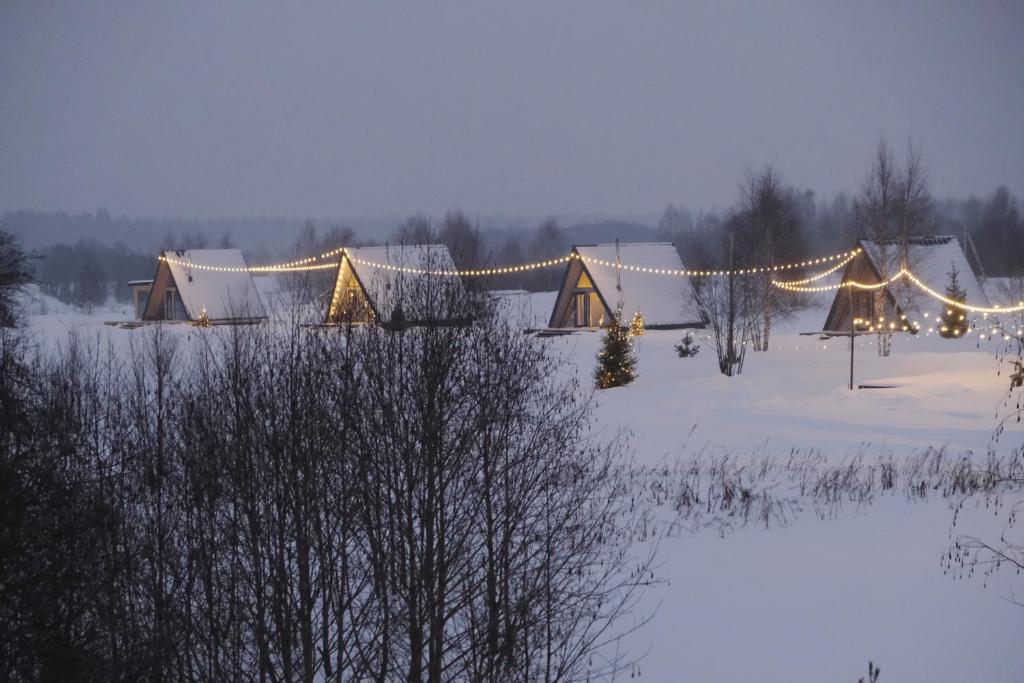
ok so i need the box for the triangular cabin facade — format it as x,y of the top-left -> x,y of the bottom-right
142,249 -> 267,323
549,242 -> 705,329
325,244 -> 467,328
823,236 -> 989,333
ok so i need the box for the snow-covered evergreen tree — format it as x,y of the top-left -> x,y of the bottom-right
675,332 -> 700,358
595,309 -> 637,389
939,264 -> 968,339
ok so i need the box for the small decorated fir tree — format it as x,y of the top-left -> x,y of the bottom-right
629,310 -> 645,336
193,305 -> 212,328
675,332 -> 700,358
595,309 -> 637,389
938,264 -> 968,339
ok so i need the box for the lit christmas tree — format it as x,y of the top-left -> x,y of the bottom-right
595,308 -> 637,389
938,264 -> 968,339
193,305 -> 212,328
629,310 -> 645,336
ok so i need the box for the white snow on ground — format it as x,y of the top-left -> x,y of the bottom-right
19,293 -> 1024,682
535,298 -> 1022,681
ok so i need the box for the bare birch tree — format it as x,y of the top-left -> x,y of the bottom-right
855,140 -> 900,356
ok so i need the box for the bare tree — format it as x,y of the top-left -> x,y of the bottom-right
855,140 -> 900,356
439,210 -> 482,271
1,268 -> 654,682
693,224 -> 751,376
395,214 -> 436,245
735,167 -> 806,351
527,218 -> 567,291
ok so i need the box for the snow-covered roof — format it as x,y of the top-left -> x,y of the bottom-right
573,242 -> 703,326
982,276 -> 1024,307
859,236 -> 989,318
344,244 -> 463,320
161,249 -> 266,320
491,290 -> 558,329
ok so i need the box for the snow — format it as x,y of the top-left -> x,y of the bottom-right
633,496 -> 1023,682
162,249 -> 266,321
17,292 -> 1024,682
574,243 -> 704,327
537,298 -> 1022,681
983,276 -> 1024,306
491,290 -> 557,329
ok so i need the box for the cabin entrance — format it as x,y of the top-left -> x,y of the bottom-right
570,270 -> 603,327
574,292 -> 590,327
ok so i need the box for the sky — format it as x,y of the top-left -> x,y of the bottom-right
1,1 -> 1023,221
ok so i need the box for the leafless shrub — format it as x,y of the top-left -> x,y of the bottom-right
638,447 -> 1023,540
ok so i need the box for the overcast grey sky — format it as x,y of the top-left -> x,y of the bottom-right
1,1 -> 1022,220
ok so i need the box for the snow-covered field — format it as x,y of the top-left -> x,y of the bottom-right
541,305 -> 1023,682
500,290 -> 1023,680
20,290 -> 1024,682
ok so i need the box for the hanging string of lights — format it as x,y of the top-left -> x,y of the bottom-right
159,246 -> 345,273
770,251 -> 859,286
343,254 -> 573,277
156,246 -> 1024,316
772,268 -> 1024,313
159,246 -> 863,277
577,249 -> 861,278
901,271 -> 1024,314
771,269 -> 906,293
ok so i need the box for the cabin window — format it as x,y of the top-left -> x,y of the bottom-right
133,286 -> 151,319
853,291 -> 883,326
163,288 -> 185,320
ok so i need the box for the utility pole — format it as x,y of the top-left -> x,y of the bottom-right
726,232 -> 736,375
848,286 -> 855,390
615,238 -> 624,313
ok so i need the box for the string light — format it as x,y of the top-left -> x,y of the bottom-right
159,246 -> 862,278
343,254 -> 572,277
156,244 -> 1024,318
159,247 -> 344,273
770,251 -> 859,286
902,271 -> 1024,314
772,269 -> 907,293
578,248 -> 861,278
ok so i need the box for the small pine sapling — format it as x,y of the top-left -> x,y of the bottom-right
675,332 -> 700,358
938,264 -> 968,339
595,308 -> 637,389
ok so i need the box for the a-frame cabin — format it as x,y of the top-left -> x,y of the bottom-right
325,244 -> 466,328
823,236 -> 989,333
548,242 -> 704,329
141,249 -> 267,323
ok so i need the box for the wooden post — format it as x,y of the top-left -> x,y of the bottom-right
849,286 -> 855,391
726,232 -> 736,375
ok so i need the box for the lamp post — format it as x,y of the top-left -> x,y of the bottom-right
848,287 -> 855,390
